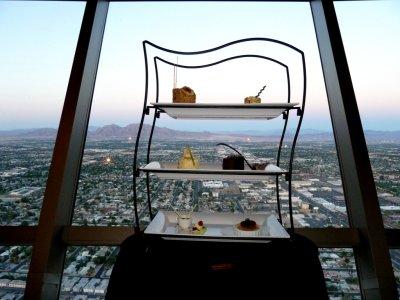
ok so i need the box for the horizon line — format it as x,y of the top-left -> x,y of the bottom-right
1,123 -> 400,133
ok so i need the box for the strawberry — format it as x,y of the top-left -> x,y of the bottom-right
198,220 -> 204,227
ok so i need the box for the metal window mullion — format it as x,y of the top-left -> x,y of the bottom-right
24,1 -> 109,299
310,1 -> 397,299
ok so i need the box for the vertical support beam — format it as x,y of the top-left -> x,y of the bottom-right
25,1 -> 108,298
310,1 -> 397,299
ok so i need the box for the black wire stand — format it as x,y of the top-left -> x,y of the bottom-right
132,38 -> 307,238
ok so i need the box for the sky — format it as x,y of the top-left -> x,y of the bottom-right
0,1 -> 399,132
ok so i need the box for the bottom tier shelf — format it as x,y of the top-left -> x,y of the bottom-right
144,211 -> 290,242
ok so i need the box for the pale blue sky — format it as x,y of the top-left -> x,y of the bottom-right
0,1 -> 399,131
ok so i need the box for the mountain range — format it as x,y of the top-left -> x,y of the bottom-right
0,123 -> 399,143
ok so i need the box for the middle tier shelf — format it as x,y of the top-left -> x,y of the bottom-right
139,161 -> 287,181
151,102 -> 299,120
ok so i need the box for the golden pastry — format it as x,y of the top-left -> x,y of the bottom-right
173,86 -> 196,103
244,85 -> 266,104
244,96 -> 261,104
178,147 -> 200,169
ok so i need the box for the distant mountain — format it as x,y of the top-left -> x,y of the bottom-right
216,128 -> 328,136
363,130 -> 400,143
88,125 -> 100,132
0,124 -> 399,143
0,128 -> 57,138
89,124 -> 275,142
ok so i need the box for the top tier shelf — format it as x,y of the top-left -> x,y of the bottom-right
151,102 -> 299,120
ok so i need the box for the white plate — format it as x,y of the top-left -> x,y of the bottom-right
140,161 -> 286,181
151,102 -> 299,120
145,211 -> 290,241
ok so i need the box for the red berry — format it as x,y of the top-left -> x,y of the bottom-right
198,221 -> 204,226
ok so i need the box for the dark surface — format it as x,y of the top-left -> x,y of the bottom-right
223,155 -> 245,170
106,233 -> 328,299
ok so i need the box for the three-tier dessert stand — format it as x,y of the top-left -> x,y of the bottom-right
132,38 -> 306,241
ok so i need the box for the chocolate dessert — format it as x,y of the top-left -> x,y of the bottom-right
222,155 -> 244,170
237,218 -> 260,231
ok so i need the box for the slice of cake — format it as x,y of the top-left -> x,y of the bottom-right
173,86 -> 196,103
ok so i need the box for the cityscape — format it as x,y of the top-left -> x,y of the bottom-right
0,132 -> 399,299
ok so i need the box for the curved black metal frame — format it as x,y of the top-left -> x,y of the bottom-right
132,38 -> 306,234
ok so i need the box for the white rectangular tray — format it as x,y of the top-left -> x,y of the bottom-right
145,211 -> 290,241
151,102 -> 299,120
140,161 -> 286,181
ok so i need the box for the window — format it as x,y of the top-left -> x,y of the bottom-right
0,246 -> 32,297
64,3 -> 356,296
319,248 -> 360,298
0,2 -> 397,299
335,0 -> 400,229
0,1 -> 85,225
60,246 -> 118,298
390,249 -> 400,295
72,2 -> 347,230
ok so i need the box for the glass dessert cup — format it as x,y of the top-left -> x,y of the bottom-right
177,214 -> 193,230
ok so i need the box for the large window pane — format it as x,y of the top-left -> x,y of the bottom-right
72,2 -> 347,229
60,246 -> 118,299
0,246 -> 32,298
319,248 -> 360,299
390,249 -> 400,295
0,1 -> 85,225
335,0 -> 400,229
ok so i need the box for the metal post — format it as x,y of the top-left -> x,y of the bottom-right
24,1 -> 108,298
310,1 -> 397,298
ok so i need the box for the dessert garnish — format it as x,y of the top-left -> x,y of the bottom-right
192,220 -> 207,235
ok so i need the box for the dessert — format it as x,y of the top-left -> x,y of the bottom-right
244,84 -> 267,104
192,220 -> 207,235
234,218 -> 261,236
251,162 -> 268,170
173,86 -> 196,103
177,214 -> 192,230
237,218 -> 259,231
244,96 -> 261,104
178,147 -> 200,169
222,154 -> 244,170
